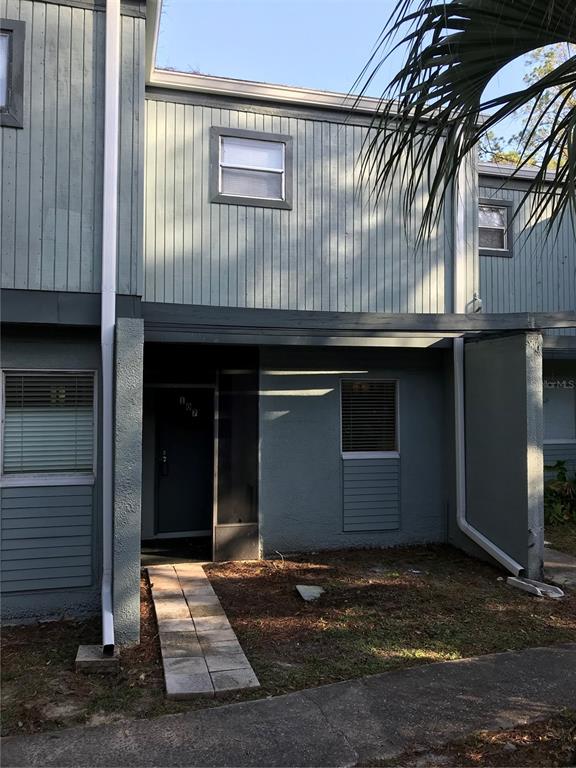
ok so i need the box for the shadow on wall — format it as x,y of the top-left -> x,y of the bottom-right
143,100 -> 453,313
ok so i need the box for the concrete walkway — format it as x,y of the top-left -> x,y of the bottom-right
147,563 -> 259,698
3,644 -> 576,768
544,546 -> 576,588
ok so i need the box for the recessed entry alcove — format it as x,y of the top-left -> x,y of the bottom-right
141,344 -> 259,564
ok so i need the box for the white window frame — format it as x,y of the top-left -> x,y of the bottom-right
478,199 -> 513,257
0,369 -> 98,488
340,379 -> 400,460
218,135 -> 286,202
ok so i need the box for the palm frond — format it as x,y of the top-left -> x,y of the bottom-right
356,0 -> 576,239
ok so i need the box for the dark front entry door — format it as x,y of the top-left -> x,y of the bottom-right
155,388 -> 214,535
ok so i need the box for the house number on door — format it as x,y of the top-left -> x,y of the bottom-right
178,396 -> 199,417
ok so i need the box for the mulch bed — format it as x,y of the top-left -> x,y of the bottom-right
205,545 -> 576,694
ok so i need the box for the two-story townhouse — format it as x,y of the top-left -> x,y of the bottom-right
477,162 -> 576,476
1,0 -> 572,650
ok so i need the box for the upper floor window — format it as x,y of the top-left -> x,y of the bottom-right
1,371 -> 96,477
210,126 -> 293,210
341,380 -> 399,457
0,19 -> 25,128
479,200 -> 512,257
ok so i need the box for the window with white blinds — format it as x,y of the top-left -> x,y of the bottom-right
2,372 -> 95,475
341,380 -> 398,453
220,135 -> 285,200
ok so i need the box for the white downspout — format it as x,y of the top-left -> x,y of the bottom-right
101,0 -> 121,654
452,157 -> 524,577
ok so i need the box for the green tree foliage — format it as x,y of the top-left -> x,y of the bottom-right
512,43 -> 576,168
357,1 -> 576,236
478,130 -> 524,165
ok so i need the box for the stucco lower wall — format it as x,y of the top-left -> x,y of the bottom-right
259,346 -> 447,555
0,328 -> 101,620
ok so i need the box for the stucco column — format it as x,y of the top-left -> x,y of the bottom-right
113,317 -> 144,644
525,333 -> 545,578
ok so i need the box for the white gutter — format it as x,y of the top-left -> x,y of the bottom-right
478,161 -> 557,182
101,0 -> 121,654
149,68 -> 394,115
145,0 -> 162,83
452,157 -> 524,577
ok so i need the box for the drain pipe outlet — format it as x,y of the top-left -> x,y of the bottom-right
101,0 -> 121,656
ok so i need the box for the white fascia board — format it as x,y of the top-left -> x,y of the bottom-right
145,0 -> 162,82
478,161 -> 557,182
149,67 -> 390,115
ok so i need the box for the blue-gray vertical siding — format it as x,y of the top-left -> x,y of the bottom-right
0,0 -> 144,296
544,444 -> 576,475
343,458 -> 400,532
1,485 -> 95,592
118,10 -> 145,296
479,182 -> 576,336
144,97 -> 457,313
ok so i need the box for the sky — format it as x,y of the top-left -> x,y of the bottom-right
156,0 -> 530,144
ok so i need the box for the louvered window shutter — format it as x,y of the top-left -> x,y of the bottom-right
341,381 -> 397,452
3,373 -> 95,474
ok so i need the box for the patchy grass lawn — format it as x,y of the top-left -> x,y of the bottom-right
547,523 -> 576,558
2,545 -> 575,738
362,710 -> 576,767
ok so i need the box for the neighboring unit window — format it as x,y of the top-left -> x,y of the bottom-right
0,19 -> 25,128
2,373 -> 95,475
479,202 -> 512,256
341,381 -> 398,454
544,379 -> 576,441
211,127 -> 293,209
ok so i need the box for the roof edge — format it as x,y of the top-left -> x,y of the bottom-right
148,68 -> 389,115
145,0 -> 162,82
478,161 -> 557,182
